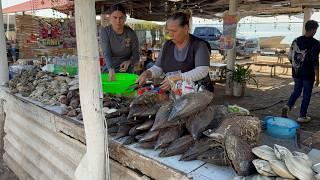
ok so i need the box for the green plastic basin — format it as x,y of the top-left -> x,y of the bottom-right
101,73 -> 138,95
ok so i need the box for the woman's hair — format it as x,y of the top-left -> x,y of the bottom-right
108,3 -> 126,15
167,12 -> 190,27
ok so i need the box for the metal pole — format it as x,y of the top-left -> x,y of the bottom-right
302,8 -> 313,35
6,14 -> 9,39
0,1 -> 9,85
225,0 -> 238,96
74,0 -> 108,179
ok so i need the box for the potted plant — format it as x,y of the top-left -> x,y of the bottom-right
231,64 -> 258,97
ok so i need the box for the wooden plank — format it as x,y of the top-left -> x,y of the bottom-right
108,140 -> 190,180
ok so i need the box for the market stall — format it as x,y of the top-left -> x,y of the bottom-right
1,0 -> 320,180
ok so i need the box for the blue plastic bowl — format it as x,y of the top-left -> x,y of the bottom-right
264,116 -> 300,139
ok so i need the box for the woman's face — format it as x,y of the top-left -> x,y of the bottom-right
110,10 -> 126,30
166,19 -> 189,44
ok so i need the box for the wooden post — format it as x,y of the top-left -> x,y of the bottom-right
225,0 -> 238,96
74,0 -> 108,179
0,1 -> 9,86
302,8 -> 313,35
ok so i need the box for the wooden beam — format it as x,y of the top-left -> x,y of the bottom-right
74,0 -> 108,179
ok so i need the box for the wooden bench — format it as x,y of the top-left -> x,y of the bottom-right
253,61 -> 291,77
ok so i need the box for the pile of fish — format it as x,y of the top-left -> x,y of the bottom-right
233,144 -> 319,180
107,90 -> 263,176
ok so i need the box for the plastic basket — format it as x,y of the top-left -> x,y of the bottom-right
101,73 -> 138,95
264,116 -> 300,139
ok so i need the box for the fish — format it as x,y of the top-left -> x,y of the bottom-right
127,104 -> 160,119
150,101 -> 180,131
107,125 -> 119,134
135,133 -> 147,141
136,141 -> 157,149
116,117 -> 144,126
105,107 -> 130,119
197,147 -> 229,166
138,130 -> 160,143
207,105 -> 228,130
130,92 -> 169,107
180,137 -> 222,161
168,91 -> 214,122
185,105 -> 216,140
115,125 -> 133,139
123,136 -> 137,145
136,119 -> 154,131
206,115 -> 261,146
106,115 -> 127,127
159,135 -> 195,157
128,124 -> 142,136
225,135 -> 256,176
155,126 -> 183,150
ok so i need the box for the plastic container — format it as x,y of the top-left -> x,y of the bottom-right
264,116 -> 300,139
54,65 -> 78,76
101,73 -> 138,95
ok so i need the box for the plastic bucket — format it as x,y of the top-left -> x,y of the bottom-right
101,73 -> 138,95
264,116 -> 300,139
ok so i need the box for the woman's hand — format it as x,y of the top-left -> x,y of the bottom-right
136,70 -> 151,85
108,68 -> 116,81
159,75 -> 182,90
119,60 -> 131,72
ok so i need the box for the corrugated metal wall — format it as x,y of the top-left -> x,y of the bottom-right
0,88 -> 150,180
1,90 -> 86,180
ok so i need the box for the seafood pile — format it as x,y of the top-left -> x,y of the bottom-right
8,68 -> 131,120
107,90 -> 263,176
232,144 -> 320,180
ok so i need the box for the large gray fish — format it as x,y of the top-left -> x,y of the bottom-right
128,124 -> 142,136
197,147 -> 229,166
168,91 -> 214,122
185,105 -> 216,140
150,101 -> 180,131
115,125 -> 133,139
136,141 -> 157,149
159,135 -> 195,157
180,137 -> 221,161
136,119 -> 154,131
130,92 -> 169,107
107,125 -> 119,134
204,115 -> 261,146
105,107 -> 130,119
106,115 -> 127,127
225,135 -> 256,176
154,126 -> 183,150
127,104 -> 160,119
207,105 -> 228,130
135,133 -> 147,141
138,130 -> 160,143
123,136 -> 137,145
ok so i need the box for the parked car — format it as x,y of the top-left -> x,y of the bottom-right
192,26 -> 260,58
193,26 -> 222,50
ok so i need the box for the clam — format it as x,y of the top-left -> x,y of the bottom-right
285,155 -> 314,180
252,159 -> 277,176
274,144 -> 292,161
269,159 -> 295,179
252,145 -> 277,161
313,163 -> 320,174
